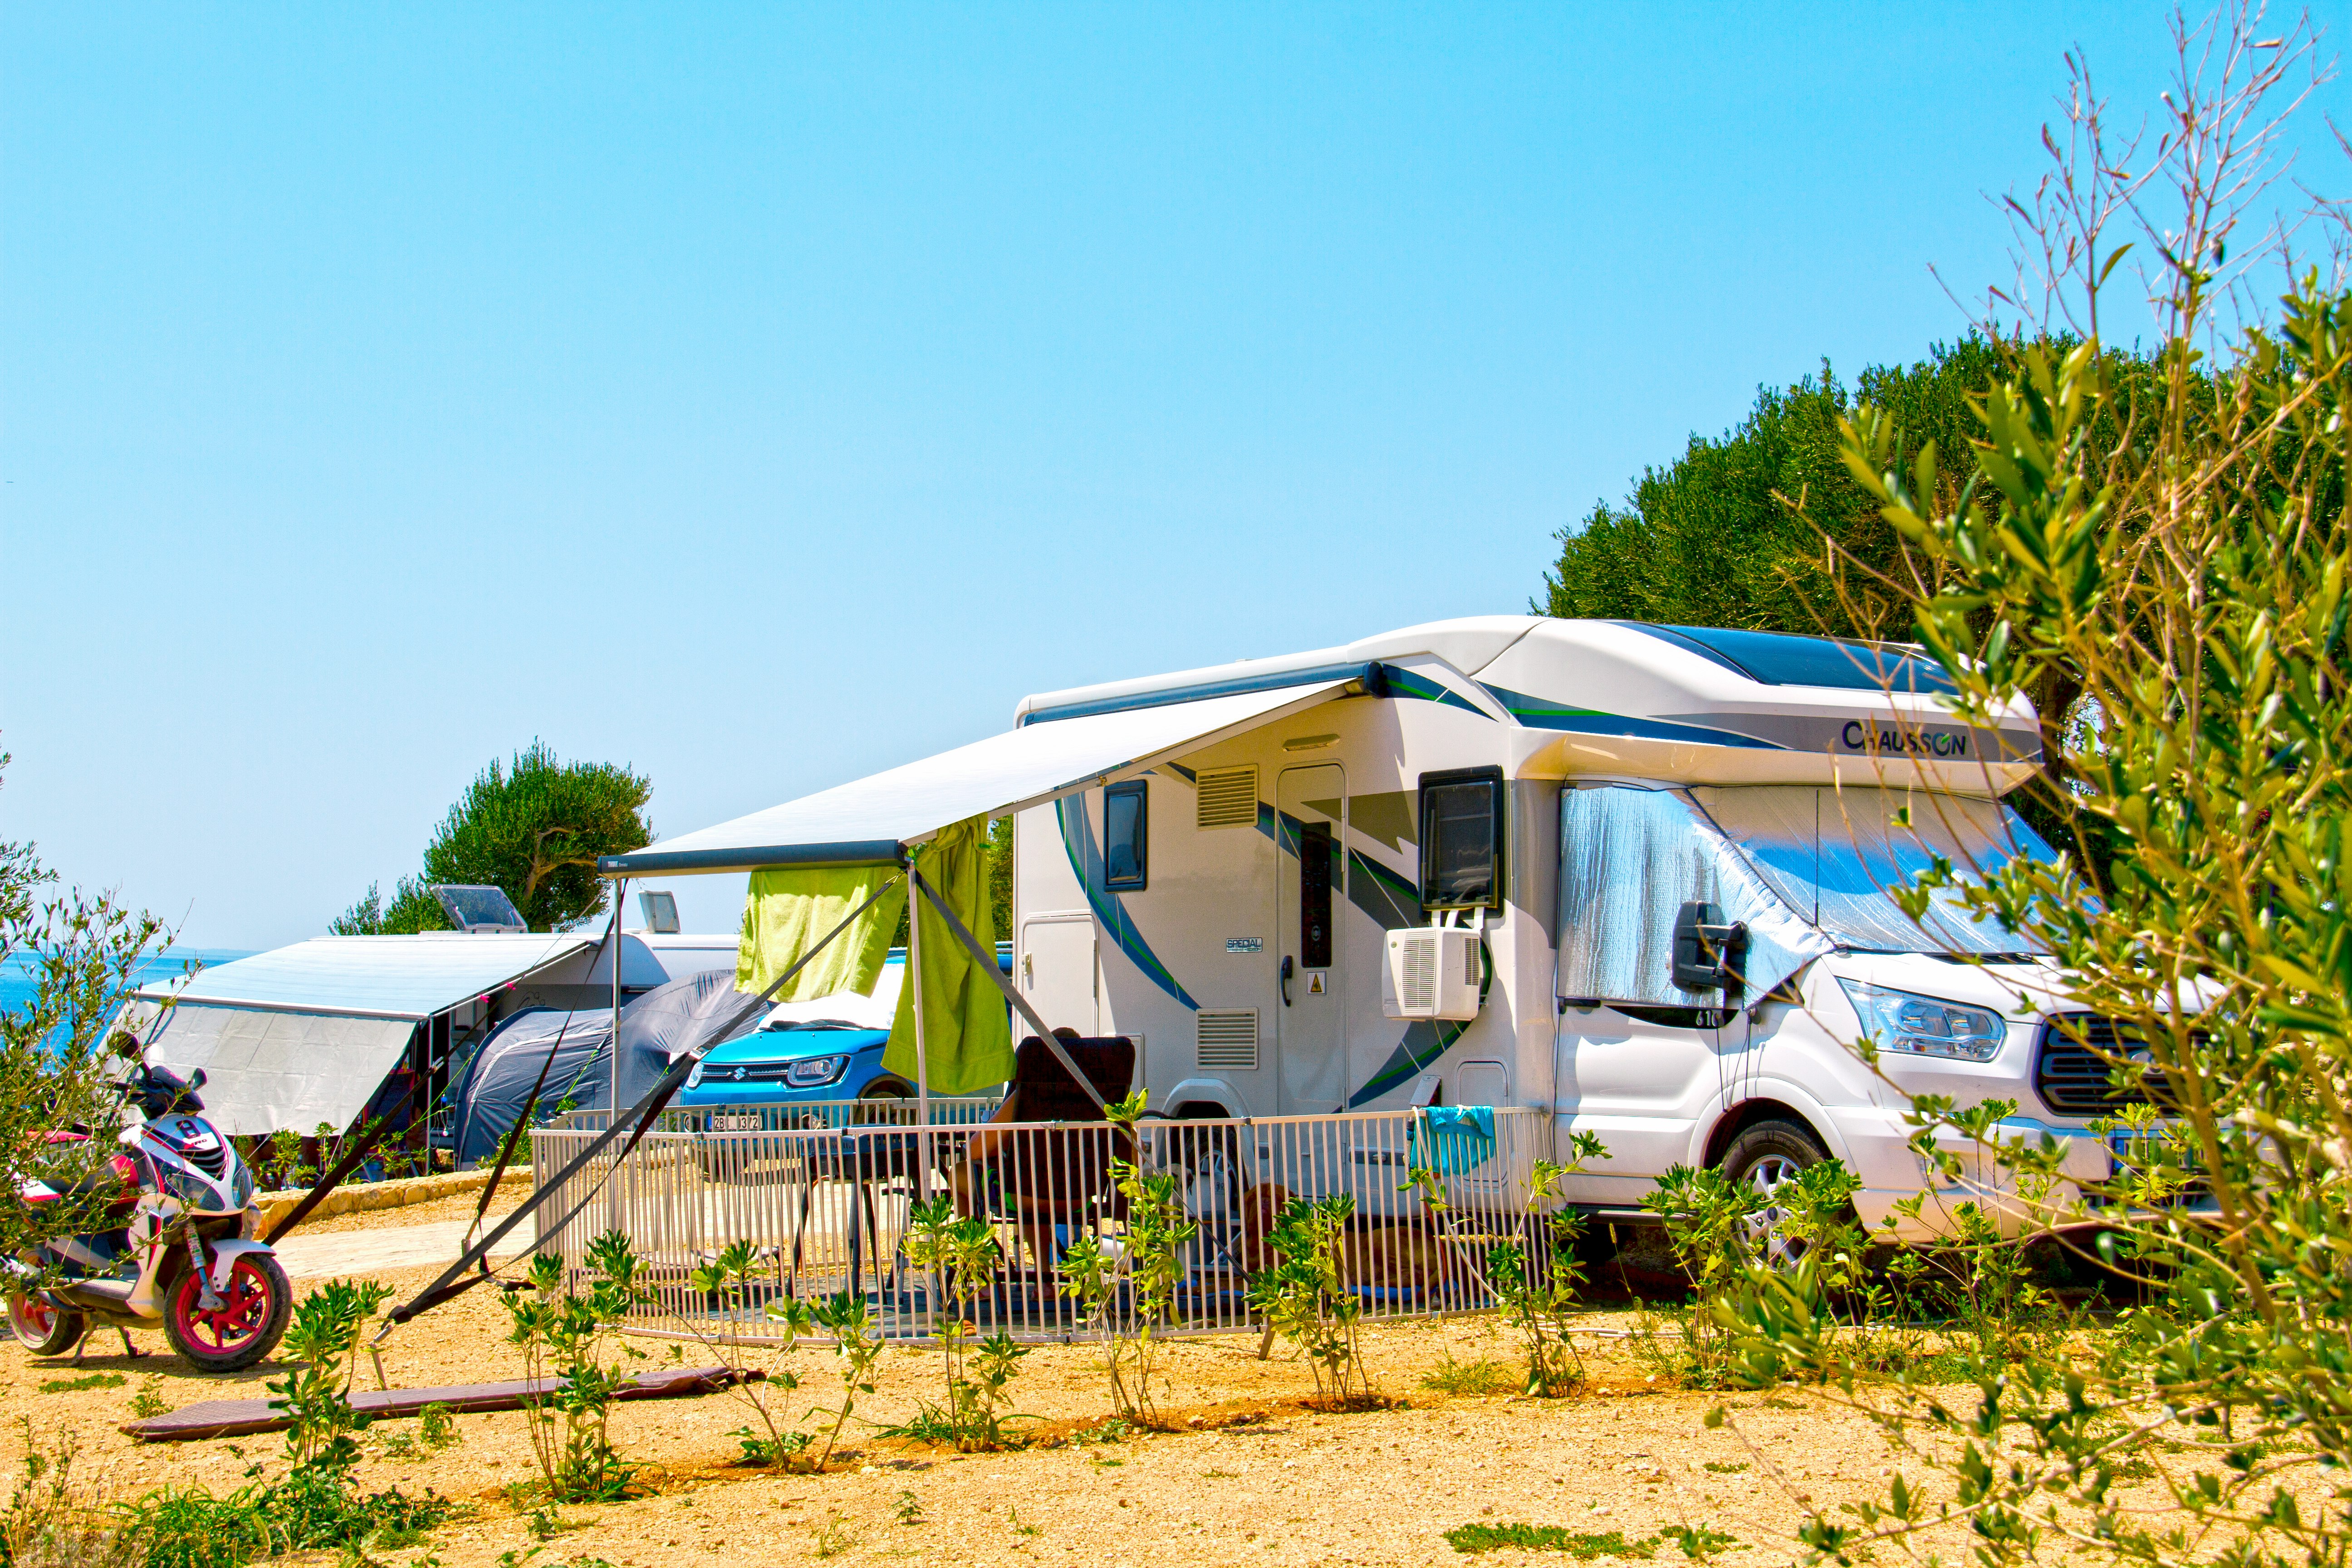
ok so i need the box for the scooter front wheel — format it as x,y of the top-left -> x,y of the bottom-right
5,1291 -> 86,1357
165,1254 -> 291,1373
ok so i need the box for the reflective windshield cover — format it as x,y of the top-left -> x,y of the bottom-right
1556,786 -> 1833,1006
1690,785 -> 2058,955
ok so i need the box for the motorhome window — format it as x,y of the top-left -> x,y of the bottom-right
1630,623 -> 1957,694
1103,780 -> 1148,891
1689,784 -> 2056,955
1419,767 -> 1503,910
1298,820 -> 1333,967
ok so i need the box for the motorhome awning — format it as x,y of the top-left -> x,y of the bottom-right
601,676 -> 1360,877
132,1004 -> 419,1137
132,934 -> 596,1020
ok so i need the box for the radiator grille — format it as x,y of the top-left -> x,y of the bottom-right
2035,1013 -> 2173,1115
1196,1009 -> 1259,1071
1196,766 -> 1259,830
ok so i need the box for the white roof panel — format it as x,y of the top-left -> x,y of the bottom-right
135,934 -> 596,1021
605,676 -> 1356,877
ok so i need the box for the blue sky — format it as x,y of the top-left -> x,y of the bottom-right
4,4 -> 2343,948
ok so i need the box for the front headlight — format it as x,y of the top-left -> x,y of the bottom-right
162,1166 -> 223,1210
1838,981 -> 2006,1061
685,1060 -> 705,1089
784,1055 -> 851,1088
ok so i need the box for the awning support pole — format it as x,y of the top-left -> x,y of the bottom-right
906,849 -> 931,1199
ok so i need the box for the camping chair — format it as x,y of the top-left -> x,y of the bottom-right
947,1034 -> 1136,1281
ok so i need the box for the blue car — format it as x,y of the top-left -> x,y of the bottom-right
677,946 -> 1011,1117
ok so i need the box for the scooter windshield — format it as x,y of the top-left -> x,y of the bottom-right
1688,785 -> 2059,956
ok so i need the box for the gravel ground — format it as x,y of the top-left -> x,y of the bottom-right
0,1204 -> 2161,1568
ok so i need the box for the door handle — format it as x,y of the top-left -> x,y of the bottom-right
1280,955 -> 1294,1007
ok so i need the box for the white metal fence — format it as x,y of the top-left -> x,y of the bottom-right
528,1103 -> 1554,1343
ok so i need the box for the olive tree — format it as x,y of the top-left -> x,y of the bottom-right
0,750 -> 178,1259
334,741 -> 652,934
1713,14 -> 2352,1568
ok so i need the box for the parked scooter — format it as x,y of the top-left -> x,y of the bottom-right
5,1058 -> 291,1372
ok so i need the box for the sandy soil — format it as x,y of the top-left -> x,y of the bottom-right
0,1205 -> 2147,1568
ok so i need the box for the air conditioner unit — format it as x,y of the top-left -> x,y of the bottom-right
1382,928 -> 1483,1021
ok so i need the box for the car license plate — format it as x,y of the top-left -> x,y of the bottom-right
711,1112 -> 763,1132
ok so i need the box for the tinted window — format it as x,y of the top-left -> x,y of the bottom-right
1632,624 -> 1957,694
1420,768 -> 1503,909
1104,780 -> 1148,891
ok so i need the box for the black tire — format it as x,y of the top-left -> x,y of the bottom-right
6,1291 -> 86,1357
163,1253 -> 291,1373
1718,1119 -> 1830,1270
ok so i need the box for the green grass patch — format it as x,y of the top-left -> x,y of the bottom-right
39,1372 -> 125,1394
136,1467 -> 457,1568
1446,1525 -> 1659,1558
1700,1461 -> 1749,1474
1422,1355 -> 1520,1396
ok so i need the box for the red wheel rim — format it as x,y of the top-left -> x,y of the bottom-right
15,1295 -> 55,1337
171,1259 -> 274,1354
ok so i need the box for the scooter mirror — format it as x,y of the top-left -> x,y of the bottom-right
186,1068 -> 208,1091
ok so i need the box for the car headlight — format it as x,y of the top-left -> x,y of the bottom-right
685,1060 -> 705,1089
1838,981 -> 2006,1061
784,1055 -> 851,1088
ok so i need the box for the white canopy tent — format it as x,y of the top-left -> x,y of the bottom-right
126,935 -> 597,1137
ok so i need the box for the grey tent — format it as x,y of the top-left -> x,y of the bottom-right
445,970 -> 751,1165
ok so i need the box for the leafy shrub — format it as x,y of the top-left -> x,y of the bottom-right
1055,1092 -> 1200,1424
269,1277 -> 394,1471
806,1291 -> 884,1468
900,1197 -> 1028,1450
501,1232 -> 647,1503
1246,1193 -> 1374,1406
683,1238 -> 815,1468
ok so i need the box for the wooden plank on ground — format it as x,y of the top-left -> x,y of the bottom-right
121,1364 -> 761,1442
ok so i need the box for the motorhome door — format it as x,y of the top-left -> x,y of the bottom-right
1019,913 -> 1098,1038
1276,765 -> 1346,1113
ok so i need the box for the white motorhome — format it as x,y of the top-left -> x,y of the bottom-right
1002,615 -> 2109,1239
602,613 -> 2118,1240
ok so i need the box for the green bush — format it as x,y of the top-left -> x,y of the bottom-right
1709,15 -> 2352,1568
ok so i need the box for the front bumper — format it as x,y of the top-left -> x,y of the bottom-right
1832,1106 -> 2113,1242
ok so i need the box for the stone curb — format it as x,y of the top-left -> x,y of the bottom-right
255,1165 -> 530,1233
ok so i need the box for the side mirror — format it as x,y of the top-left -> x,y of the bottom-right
186,1068 -> 208,1091
1672,901 -> 1748,991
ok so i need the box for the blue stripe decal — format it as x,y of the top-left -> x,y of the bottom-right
1102,762 -> 1465,1107
1377,664 -> 1491,715
1056,797 -> 1201,1011
1348,1020 -> 1471,1108
1477,682 -> 1785,749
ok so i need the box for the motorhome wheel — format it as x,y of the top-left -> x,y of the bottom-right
1718,1120 -> 1829,1271
5,1291 -> 85,1357
163,1253 -> 290,1372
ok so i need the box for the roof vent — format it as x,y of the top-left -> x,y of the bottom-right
1196,766 -> 1259,830
430,884 -> 528,934
1195,1009 -> 1259,1071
